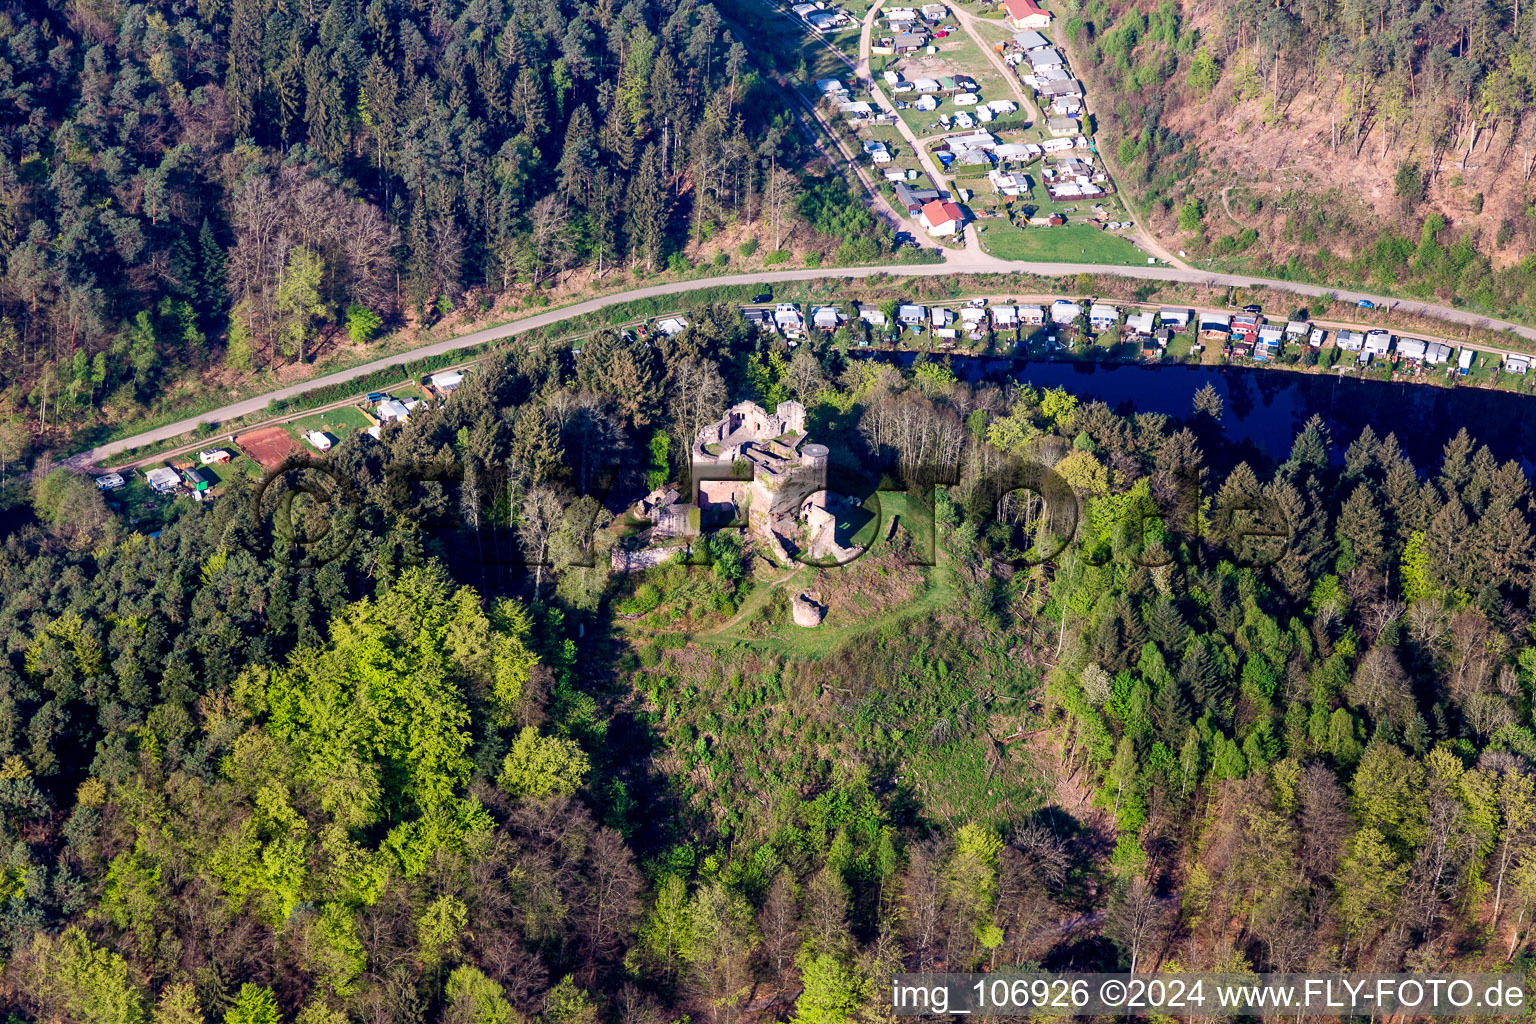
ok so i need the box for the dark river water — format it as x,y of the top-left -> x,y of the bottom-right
893,354 -> 1536,474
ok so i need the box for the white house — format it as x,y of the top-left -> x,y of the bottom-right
1507,353 -> 1530,374
1125,310 -> 1155,336
1027,46 -> 1065,69
812,306 -> 842,331
376,399 -> 411,422
859,306 -> 888,327
656,316 -> 689,336
995,142 -> 1039,161
1018,305 -> 1045,325
1363,330 -> 1392,356
987,169 -> 1030,195
920,199 -> 964,236
984,305 -> 1015,328
1198,313 -> 1231,338
1285,320 -> 1308,338
1159,308 -> 1192,331
1425,342 -> 1453,365
1051,300 -> 1083,325
146,467 -> 181,493
913,78 -> 942,92
1089,303 -> 1119,328
1335,330 -> 1364,351
429,370 -> 464,391
774,304 -> 805,335
931,307 -> 954,327
815,78 -> 848,96
1014,29 -> 1050,48
898,304 -> 928,326
1396,337 -> 1427,362
1002,0 -> 1052,29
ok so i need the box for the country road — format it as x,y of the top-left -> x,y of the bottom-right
68,260 -> 1536,468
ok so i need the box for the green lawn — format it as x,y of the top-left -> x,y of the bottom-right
111,476 -> 176,531
288,406 -> 375,446
196,454 -> 264,488
975,220 -> 1148,264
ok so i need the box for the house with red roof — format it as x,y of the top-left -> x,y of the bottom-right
920,199 -> 965,236
1002,0 -> 1052,29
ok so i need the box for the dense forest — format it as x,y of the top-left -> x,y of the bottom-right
0,0 -> 896,451
6,299 -> 1536,1021
1064,0 -> 1536,320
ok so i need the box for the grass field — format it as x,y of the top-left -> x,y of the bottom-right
195,454 -> 264,488
975,221 -> 1147,264
288,406 -> 375,446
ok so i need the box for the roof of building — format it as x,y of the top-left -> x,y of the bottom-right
1003,0 -> 1048,19
1014,29 -> 1050,47
921,199 -> 964,225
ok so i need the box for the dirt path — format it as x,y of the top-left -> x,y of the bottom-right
702,564 -> 806,636
855,1 -> 955,204
950,6 -> 1040,123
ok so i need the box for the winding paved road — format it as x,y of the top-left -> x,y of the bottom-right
70,260 -> 1536,468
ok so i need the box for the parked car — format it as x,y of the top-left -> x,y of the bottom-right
894,231 -> 916,247
966,298 -> 988,308
1357,299 -> 1376,309
1242,304 -> 1263,314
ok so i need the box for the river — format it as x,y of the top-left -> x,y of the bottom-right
893,355 -> 1536,473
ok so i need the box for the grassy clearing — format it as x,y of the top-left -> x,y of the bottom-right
288,405 -> 375,444
976,220 -> 1147,264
